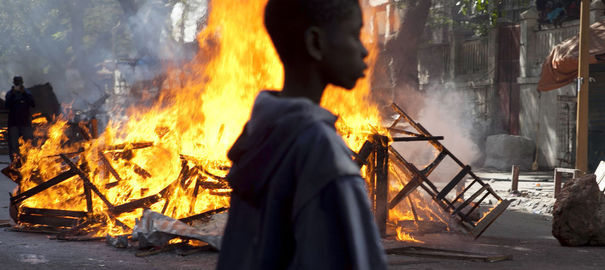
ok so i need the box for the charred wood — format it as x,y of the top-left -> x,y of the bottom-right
1,166 -> 21,183
392,136 -> 444,142
209,190 -> 231,196
179,207 -> 228,225
132,164 -> 151,179
59,154 -> 114,209
198,181 -> 229,190
105,181 -> 119,189
104,142 -> 153,152
111,194 -> 161,214
20,207 -> 86,218
98,151 -> 122,182
189,178 -> 201,214
354,140 -> 374,167
19,214 -> 79,228
11,169 -> 77,204
84,182 -> 93,213
53,235 -> 105,241
200,167 -> 227,182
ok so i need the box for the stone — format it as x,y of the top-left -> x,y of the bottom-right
483,134 -> 535,171
552,174 -> 605,246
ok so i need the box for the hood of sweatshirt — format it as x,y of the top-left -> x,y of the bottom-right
226,91 -> 337,207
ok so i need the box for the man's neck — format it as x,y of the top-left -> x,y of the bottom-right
280,66 -> 326,104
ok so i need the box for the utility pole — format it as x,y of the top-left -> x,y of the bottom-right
576,0 -> 590,173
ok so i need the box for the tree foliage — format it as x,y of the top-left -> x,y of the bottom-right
456,0 -> 503,35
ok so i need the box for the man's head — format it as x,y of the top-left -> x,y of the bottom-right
265,0 -> 368,89
13,76 -> 23,86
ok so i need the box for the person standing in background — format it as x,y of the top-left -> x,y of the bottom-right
5,76 -> 35,163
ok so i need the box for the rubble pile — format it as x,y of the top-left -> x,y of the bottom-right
504,191 -> 556,215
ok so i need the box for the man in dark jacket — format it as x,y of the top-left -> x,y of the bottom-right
217,0 -> 387,269
5,76 -> 35,162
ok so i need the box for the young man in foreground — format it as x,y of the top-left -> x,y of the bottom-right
218,0 -> 387,269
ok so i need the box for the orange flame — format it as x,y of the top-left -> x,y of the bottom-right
15,0 -> 384,236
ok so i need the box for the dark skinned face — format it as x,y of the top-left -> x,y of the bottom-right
320,7 -> 368,90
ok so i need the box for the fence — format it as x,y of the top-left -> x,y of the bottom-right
535,24 -> 579,63
456,38 -> 489,76
418,43 -> 450,85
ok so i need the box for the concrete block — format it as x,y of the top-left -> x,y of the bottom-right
483,134 -> 535,171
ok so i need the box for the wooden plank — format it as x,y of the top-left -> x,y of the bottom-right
111,194 -> 161,214
389,176 -> 421,209
387,127 -> 421,137
511,165 -> 520,192
554,170 -> 563,197
389,146 -> 439,193
463,192 -> 490,221
53,235 -> 105,241
98,151 -> 122,182
391,103 -> 433,137
0,219 -> 11,228
11,169 -> 77,204
135,243 -> 179,257
420,150 -> 448,175
375,141 -> 389,237
451,185 -> 488,216
198,181 -> 229,190
179,207 -> 228,224
59,155 -> 114,209
471,199 -> 512,239
133,164 -> 152,179
436,166 -> 471,200
20,207 -> 86,218
189,178 -> 202,214
19,214 -> 79,228
392,136 -> 444,142
388,115 -> 402,129
1,166 -> 21,183
104,142 -> 153,151
386,246 -> 512,262
452,179 -> 477,203
407,197 -> 419,222
354,140 -> 374,167
84,182 -> 93,213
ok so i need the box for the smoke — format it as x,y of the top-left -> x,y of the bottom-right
0,0 -> 208,121
391,84 -> 482,184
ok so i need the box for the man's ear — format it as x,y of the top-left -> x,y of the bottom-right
304,26 -> 323,61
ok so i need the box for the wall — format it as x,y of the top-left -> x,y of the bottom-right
518,1 -> 605,169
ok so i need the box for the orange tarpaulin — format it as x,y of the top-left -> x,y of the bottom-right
538,20 -> 605,91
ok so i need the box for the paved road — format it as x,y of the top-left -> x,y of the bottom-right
0,155 -> 604,269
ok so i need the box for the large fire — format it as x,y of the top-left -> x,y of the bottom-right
13,0 -> 441,242
13,0 -> 385,237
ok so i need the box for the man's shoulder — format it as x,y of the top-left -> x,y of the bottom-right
293,121 -> 345,150
292,121 -> 357,175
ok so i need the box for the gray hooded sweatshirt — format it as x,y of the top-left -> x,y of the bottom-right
217,91 -> 387,270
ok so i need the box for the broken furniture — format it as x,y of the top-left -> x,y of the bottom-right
358,103 -> 510,239
6,141 -> 230,238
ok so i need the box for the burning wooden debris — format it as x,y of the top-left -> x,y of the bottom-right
4,139 -> 230,244
2,101 -> 510,256
360,103 -> 511,239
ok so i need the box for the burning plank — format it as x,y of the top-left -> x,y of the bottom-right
17,207 -> 86,229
